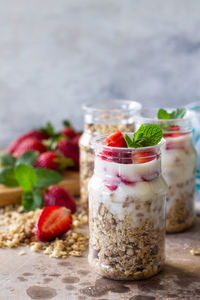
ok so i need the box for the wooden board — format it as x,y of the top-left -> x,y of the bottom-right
0,170 -> 80,206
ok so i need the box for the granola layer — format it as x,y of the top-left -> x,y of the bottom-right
88,203 -> 165,280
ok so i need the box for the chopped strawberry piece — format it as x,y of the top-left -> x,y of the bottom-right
97,147 -> 132,164
104,179 -> 119,191
13,137 -> 46,158
34,206 -> 72,242
132,151 -> 157,164
105,131 -> 127,148
7,130 -> 49,154
44,185 -> 76,213
163,132 -> 187,138
169,125 -> 180,131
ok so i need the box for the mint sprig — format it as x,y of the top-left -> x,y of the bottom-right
0,151 -> 63,211
158,108 -> 186,119
124,124 -> 163,148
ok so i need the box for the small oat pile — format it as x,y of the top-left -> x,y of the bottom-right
0,204 -> 88,258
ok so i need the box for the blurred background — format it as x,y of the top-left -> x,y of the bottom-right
0,0 -> 200,145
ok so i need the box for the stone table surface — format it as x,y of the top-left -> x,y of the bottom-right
1,218 -> 200,300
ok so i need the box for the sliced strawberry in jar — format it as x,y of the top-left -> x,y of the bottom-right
105,130 -> 127,148
132,151 -> 157,164
34,206 -> 72,242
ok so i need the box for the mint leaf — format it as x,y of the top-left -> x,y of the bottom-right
22,189 -> 42,211
170,108 -> 186,119
124,134 -> 134,147
35,168 -> 62,188
63,120 -> 71,128
0,167 -> 19,187
15,164 -> 37,191
126,124 -> 163,148
158,108 -> 186,119
157,109 -> 171,119
0,153 -> 16,168
16,151 -> 39,167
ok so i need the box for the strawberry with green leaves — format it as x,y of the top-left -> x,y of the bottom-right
56,138 -> 79,170
61,120 -> 79,139
35,151 -> 73,171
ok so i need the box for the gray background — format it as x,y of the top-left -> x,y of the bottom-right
0,0 -> 200,145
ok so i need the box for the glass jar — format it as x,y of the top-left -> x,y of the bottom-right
88,135 -> 167,280
137,109 -> 197,233
80,100 -> 141,206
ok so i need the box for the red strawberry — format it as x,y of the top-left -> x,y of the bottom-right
73,134 -> 81,145
105,131 -> 127,148
132,151 -> 157,164
35,151 -> 60,170
56,138 -> 79,170
7,130 -> 49,154
34,206 -> 72,242
44,185 -> 76,213
62,127 -> 78,139
13,137 -> 46,158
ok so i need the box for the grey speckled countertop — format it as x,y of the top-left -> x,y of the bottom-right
0,0 -> 200,145
1,218 -> 200,300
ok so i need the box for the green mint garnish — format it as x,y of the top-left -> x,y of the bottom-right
35,168 -> 62,188
15,164 -> 38,192
15,150 -> 39,167
22,189 -> 42,212
0,167 -> 19,187
124,124 -> 163,148
157,108 -> 186,119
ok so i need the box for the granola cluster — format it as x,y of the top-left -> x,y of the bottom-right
88,202 -> 165,280
0,204 -> 88,258
80,122 -> 135,205
165,174 -> 196,233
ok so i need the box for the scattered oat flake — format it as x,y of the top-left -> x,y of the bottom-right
18,251 -> 26,256
0,204 -> 88,259
190,249 -> 200,256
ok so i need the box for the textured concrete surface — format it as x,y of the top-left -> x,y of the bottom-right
0,1 -> 200,145
0,218 -> 200,300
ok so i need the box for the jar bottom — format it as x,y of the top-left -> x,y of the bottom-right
166,217 -> 196,233
88,257 -> 165,281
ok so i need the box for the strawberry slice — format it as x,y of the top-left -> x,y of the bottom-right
34,206 -> 72,242
105,131 -> 127,148
162,125 -> 186,138
132,151 -> 157,164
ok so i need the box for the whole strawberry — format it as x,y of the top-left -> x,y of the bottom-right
34,206 -> 72,242
73,134 -> 81,145
56,138 -> 79,170
7,130 -> 49,154
35,151 -> 60,170
44,185 -> 76,213
61,120 -> 78,139
13,137 -> 46,158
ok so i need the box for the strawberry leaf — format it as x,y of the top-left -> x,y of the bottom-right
15,164 -> 38,191
16,150 -> 39,166
35,168 -> 62,188
63,120 -> 71,128
22,189 -> 42,211
0,167 -> 19,187
0,153 -> 16,168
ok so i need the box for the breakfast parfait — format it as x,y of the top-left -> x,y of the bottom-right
80,100 -> 141,206
88,124 -> 167,280
138,108 -> 197,233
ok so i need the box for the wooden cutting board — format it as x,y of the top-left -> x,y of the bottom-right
0,170 -> 80,207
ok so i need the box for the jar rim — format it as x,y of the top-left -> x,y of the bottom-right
82,100 -> 142,113
138,108 -> 192,133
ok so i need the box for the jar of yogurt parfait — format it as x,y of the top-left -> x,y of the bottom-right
88,134 -> 167,280
137,109 -> 197,233
80,100 -> 141,206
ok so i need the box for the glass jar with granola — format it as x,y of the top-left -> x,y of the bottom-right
88,127 -> 167,280
138,108 -> 197,233
80,100 -> 141,206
